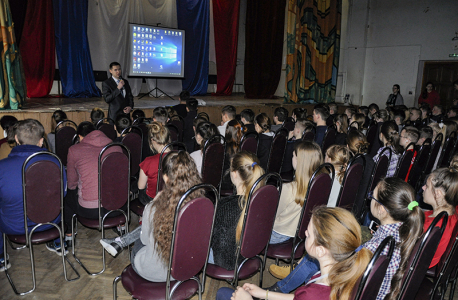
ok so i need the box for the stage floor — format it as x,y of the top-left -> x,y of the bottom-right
6,93 -> 285,113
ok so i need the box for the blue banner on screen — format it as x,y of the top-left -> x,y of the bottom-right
128,23 -> 185,78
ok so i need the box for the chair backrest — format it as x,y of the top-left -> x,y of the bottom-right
397,212 -> 448,299
295,163 -> 335,241
394,145 -> 415,180
240,131 -> 259,154
266,130 -> 287,173
98,143 -> 130,221
369,147 -> 391,192
321,126 -> 337,155
336,154 -> 365,211
55,120 -> 77,166
351,236 -> 396,300
121,126 -> 143,177
132,117 -> 151,126
239,173 -> 282,259
98,123 -> 117,141
283,120 -> 295,132
169,117 -> 184,142
302,125 -> 316,142
366,122 -> 378,154
156,142 -> 187,193
423,133 -> 443,176
348,121 -> 360,132
201,135 -> 226,190
197,112 -> 209,121
408,139 -> 431,188
169,184 -> 218,282
22,152 -> 63,230
438,131 -> 457,168
166,123 -> 179,142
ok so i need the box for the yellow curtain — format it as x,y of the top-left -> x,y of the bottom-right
285,0 -> 341,104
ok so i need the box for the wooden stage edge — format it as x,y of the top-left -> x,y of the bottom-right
0,93 -> 346,139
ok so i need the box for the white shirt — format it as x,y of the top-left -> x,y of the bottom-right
218,121 -> 230,137
113,77 -> 126,98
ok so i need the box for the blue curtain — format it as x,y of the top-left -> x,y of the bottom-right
53,0 -> 101,98
176,0 -> 209,95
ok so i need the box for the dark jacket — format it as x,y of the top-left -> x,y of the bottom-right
102,77 -> 134,122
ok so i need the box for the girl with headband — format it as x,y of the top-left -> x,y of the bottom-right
217,207 -> 372,300
267,177 -> 424,300
208,151 -> 265,270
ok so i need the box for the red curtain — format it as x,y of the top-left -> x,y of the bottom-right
212,0 -> 240,95
20,0 -> 55,98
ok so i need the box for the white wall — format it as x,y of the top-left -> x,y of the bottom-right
339,0 -> 458,107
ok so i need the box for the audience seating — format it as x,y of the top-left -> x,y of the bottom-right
302,124 -> 316,142
282,119 -> 295,132
421,134 -> 443,184
336,154 -> 365,211
201,135 -> 226,194
71,143 -> 130,276
348,121 -> 360,132
408,139 -> 431,190
167,123 -> 180,142
169,115 -> 185,142
366,122 -> 378,154
197,112 -> 209,121
240,131 -> 259,155
397,212 -> 448,300
394,142 -> 416,181
416,220 -> 458,300
265,163 -> 335,271
132,118 -> 153,160
203,173 -> 282,288
3,152 -> 79,295
350,236 -> 395,300
438,131 -> 457,168
121,126 -> 143,178
55,119 -> 77,166
266,130 -> 288,174
114,184 -> 218,300
321,125 -> 337,156
96,118 -> 117,141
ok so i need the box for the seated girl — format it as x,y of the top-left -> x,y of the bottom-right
270,141 -> 322,244
47,110 -> 67,153
221,119 -> 247,192
422,166 -> 458,268
99,151 -> 203,282
254,113 -> 275,170
268,177 -> 424,300
373,120 -> 403,177
334,114 -> 348,145
137,122 -> 171,205
209,151 -> 264,270
325,145 -> 351,207
217,207 -> 372,300
190,122 -> 218,174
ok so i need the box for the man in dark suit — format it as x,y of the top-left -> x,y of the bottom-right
102,62 -> 134,123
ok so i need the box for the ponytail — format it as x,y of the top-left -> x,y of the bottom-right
375,177 -> 425,300
347,130 -> 370,154
380,121 -> 403,154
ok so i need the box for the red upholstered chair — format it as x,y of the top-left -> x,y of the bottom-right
132,118 -> 153,160
240,131 -> 259,155
266,130 -> 287,174
282,119 -> 295,132
366,122 -> 378,154
167,123 -> 180,142
321,125 -> 337,156
203,173 -> 282,288
97,118 -> 117,141
336,154 -> 365,211
130,142 -> 186,217
397,212 -> 448,300
350,236 -> 395,300
394,143 -> 415,181
438,131 -> 457,168
113,184 -> 218,300
348,121 -> 360,132
265,163 -> 335,271
3,152 -> 79,295
302,124 -> 316,142
71,143 -> 130,275
201,135 -> 226,193
55,119 -> 77,166
121,126 -> 143,178
415,220 -> 458,300
408,139 -> 431,190
197,112 -> 209,121
422,134 -> 443,180
369,147 -> 391,192
169,116 -> 185,142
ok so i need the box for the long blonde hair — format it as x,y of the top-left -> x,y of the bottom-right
326,145 -> 351,184
294,141 -> 323,205
311,207 -> 372,300
231,151 -> 265,241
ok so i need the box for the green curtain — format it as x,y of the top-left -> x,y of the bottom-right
0,0 -> 26,110
285,0 -> 341,104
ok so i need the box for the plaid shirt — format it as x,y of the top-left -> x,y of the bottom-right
373,146 -> 401,178
363,222 -> 402,300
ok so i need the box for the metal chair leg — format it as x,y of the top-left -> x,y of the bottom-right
113,275 -> 121,300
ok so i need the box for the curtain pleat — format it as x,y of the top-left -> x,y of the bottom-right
212,0 -> 240,96
0,0 -> 26,109
244,0 -> 286,99
20,0 -> 55,98
53,0 -> 101,98
285,0 -> 341,103
176,0 -> 209,95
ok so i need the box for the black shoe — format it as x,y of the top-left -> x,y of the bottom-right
267,283 -> 282,292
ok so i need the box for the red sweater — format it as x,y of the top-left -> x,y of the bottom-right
139,154 -> 160,198
418,90 -> 440,109
424,210 -> 458,268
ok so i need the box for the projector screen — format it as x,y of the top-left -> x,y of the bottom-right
127,23 -> 185,79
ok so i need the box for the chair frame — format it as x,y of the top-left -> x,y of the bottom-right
96,118 -> 115,128
408,138 -> 431,188
203,173 -> 283,289
366,121 -> 378,154
336,153 -> 366,210
240,131 -> 259,154
55,119 -> 78,165
113,183 -> 219,300
201,134 -> 226,194
71,143 -> 131,276
394,142 -> 416,180
418,133 -> 443,190
437,131 -> 457,168
121,125 -> 144,173
132,117 -> 152,126
321,125 -> 337,155
266,130 -> 288,174
3,151 -> 79,295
